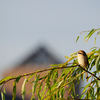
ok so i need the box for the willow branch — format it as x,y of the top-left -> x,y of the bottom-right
0,64 -> 100,92
0,65 -> 77,92
78,65 -> 100,80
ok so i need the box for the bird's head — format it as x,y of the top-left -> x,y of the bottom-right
77,50 -> 87,56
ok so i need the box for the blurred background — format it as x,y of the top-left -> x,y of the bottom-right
0,0 -> 100,99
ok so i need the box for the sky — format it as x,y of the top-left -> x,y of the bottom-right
0,1 -> 100,79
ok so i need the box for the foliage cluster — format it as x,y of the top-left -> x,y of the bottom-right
0,28 -> 100,100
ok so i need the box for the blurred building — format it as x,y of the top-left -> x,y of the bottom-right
1,46 -> 63,100
1,46 -> 79,100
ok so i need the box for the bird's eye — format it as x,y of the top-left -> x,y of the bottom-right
78,52 -> 82,54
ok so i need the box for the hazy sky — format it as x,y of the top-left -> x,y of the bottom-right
0,1 -> 100,78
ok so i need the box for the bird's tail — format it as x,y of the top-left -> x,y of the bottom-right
85,72 -> 88,79
85,66 -> 88,81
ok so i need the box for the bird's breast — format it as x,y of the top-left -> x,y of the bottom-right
78,55 -> 87,68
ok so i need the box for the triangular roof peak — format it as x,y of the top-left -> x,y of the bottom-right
20,46 -> 61,65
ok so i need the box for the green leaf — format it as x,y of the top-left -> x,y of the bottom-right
89,87 -> 96,99
12,81 -> 16,100
1,91 -> 5,100
94,37 -> 96,45
61,87 -> 64,98
82,80 -> 96,97
31,97 -> 35,100
85,29 -> 95,41
89,59 -> 96,71
57,90 -> 60,99
98,32 -> 100,36
85,29 -> 94,38
57,80 -> 63,88
3,88 -> 6,94
84,33 -> 87,43
27,73 -> 35,82
76,36 -> 80,42
16,75 -> 21,83
97,31 -> 100,36
0,76 -> 16,86
50,64 -> 60,67
86,91 -> 89,99
61,68 -> 72,80
32,75 -> 40,97
52,69 -> 58,80
65,55 -> 69,59
95,55 -> 100,71
40,85 -> 47,99
90,47 -> 98,50
38,82 -> 43,92
80,91 -> 86,99
21,78 -> 27,100
70,52 -> 77,56
49,69 -> 55,76
97,87 -> 100,99
66,55 -> 77,63
37,91 -> 41,100
82,83 -> 91,93
58,98 -> 66,100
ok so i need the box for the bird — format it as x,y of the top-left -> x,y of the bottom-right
77,50 -> 89,79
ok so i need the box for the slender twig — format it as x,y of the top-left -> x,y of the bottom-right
78,65 -> 100,80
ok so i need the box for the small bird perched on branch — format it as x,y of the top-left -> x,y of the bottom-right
77,50 -> 89,79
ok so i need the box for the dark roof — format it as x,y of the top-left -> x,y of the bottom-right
21,46 -> 62,65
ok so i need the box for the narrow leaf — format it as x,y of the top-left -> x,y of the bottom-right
85,29 -> 94,39
57,80 -> 63,88
32,75 -> 40,94
95,55 -> 100,71
12,81 -> 16,100
1,91 -> 5,100
21,78 -> 27,100
83,80 -> 95,94
50,64 -> 59,67
97,31 -> 100,36
0,76 -> 16,86
27,73 -> 35,82
61,87 -> 64,98
90,47 -> 98,51
76,36 -> 80,42
3,88 -> 6,94
70,52 -> 77,56
94,37 -> 96,45
84,33 -> 87,43
31,75 -> 40,100
16,75 -> 21,83
86,29 -> 99,43
65,55 -> 69,59
97,87 -> 100,99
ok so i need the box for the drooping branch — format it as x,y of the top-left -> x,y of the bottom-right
0,64 -> 100,92
0,65 -> 77,92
